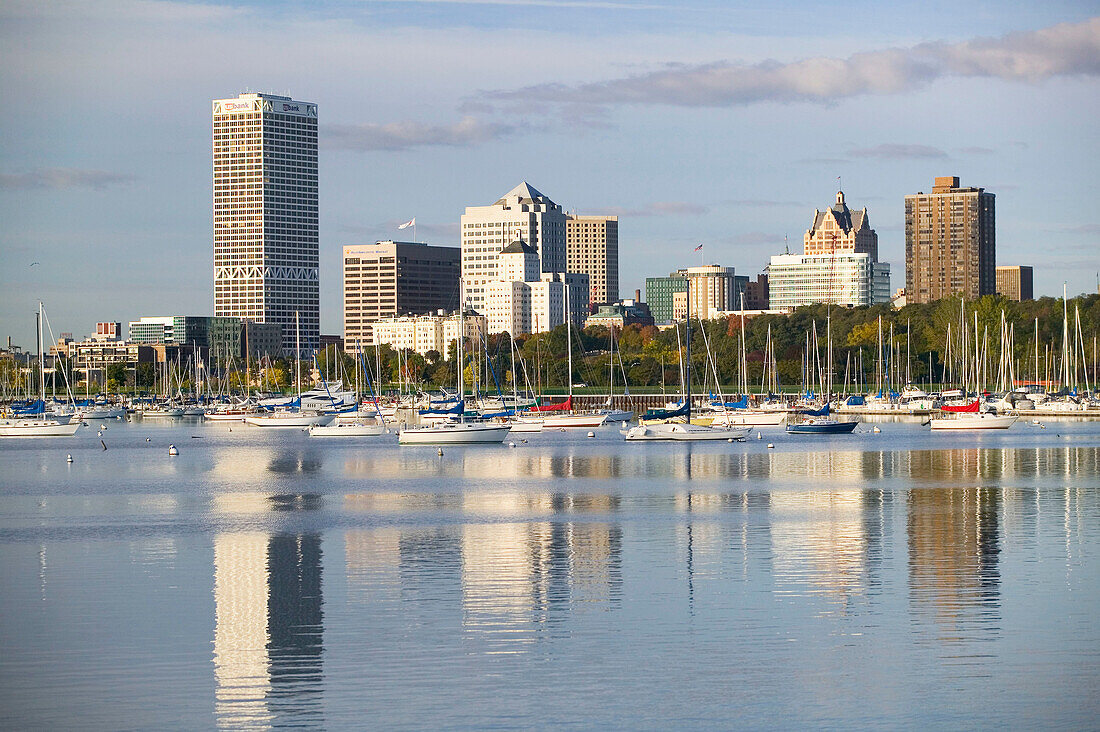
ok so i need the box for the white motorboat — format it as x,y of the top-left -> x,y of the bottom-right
929,413 -> 1017,430
245,411 -> 333,428
707,410 -> 786,427
0,418 -> 81,437
623,422 -> 751,441
204,409 -> 255,422
398,421 -> 511,444
309,420 -> 387,437
141,405 -> 185,418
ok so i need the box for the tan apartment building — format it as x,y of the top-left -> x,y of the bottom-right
566,215 -> 619,307
342,241 -> 460,353
905,176 -> 996,303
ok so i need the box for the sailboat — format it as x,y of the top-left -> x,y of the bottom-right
597,324 -> 634,423
0,303 -> 80,437
244,313 -> 333,428
624,276 -> 749,441
399,294 -> 511,445
785,308 -> 858,434
514,283 -> 607,429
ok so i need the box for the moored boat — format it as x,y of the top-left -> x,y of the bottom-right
929,413 -> 1017,430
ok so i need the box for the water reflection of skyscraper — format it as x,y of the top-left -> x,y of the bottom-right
907,450 -> 1001,642
213,495 -> 325,729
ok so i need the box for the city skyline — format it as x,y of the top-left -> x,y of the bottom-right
1,1 -> 1098,347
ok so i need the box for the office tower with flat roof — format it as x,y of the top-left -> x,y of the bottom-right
905,176 -> 995,304
212,92 -> 319,354
767,253 -> 890,311
460,182 -> 568,313
342,240 -> 460,353
566,215 -> 618,307
645,274 -> 688,324
996,265 -> 1034,301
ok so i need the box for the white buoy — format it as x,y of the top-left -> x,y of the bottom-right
872,426 -> 881,433
757,432 -> 762,439
587,431 -> 595,438
146,438 -> 151,442
767,443 -> 775,449
727,438 -> 733,443
438,447 -> 444,456
168,444 -> 178,456
560,428 -> 567,432
101,424 -> 107,430
66,454 -> 73,463
508,441 -> 517,447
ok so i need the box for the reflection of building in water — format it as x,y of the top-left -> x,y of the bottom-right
908,478 -> 1000,640
213,496 -> 325,729
459,493 -> 621,651
214,533 -> 274,729
769,485 -> 874,609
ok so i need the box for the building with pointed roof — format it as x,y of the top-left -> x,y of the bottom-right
804,190 -> 878,259
460,182 -> 568,313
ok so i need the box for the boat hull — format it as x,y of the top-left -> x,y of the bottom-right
540,413 -> 608,428
398,423 -> 511,444
624,423 -> 751,441
309,422 -> 387,436
930,414 -> 1017,430
244,413 -> 334,428
0,420 -> 81,437
708,411 -> 787,426
786,421 -> 859,434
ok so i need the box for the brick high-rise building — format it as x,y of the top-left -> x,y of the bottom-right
212,92 -> 319,354
566,215 -> 618,308
342,241 -> 460,352
905,176 -> 995,303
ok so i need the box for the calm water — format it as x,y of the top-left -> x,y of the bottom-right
2,418 -> 1099,729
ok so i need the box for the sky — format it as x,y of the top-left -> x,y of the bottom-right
1,0 -> 1098,348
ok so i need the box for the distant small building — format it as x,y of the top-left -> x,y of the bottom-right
320,334 -> 345,353
745,274 -> 769,310
372,311 -> 487,358
996,265 -> 1034,301
584,300 -> 654,329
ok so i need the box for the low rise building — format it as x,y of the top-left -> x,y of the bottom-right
372,312 -> 487,358
584,300 -> 654,329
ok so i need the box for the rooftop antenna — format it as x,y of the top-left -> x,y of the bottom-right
784,234 -> 789,255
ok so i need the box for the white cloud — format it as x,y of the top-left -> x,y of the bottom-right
486,17 -> 1100,109
0,168 -> 136,190
326,116 -> 517,151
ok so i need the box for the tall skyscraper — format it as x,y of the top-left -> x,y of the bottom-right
905,176 -> 995,304
213,92 -> 319,354
342,240 -> 460,352
566,215 -> 619,307
460,182 -> 568,313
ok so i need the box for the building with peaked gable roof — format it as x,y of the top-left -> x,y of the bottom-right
804,190 -> 878,259
461,182 -> 568,314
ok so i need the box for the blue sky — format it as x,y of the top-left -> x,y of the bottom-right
1,0 -> 1098,347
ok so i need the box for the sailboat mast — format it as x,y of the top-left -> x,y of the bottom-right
38,302 -> 45,404
685,276 -> 691,423
295,311 -> 301,403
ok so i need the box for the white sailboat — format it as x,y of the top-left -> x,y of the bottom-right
929,412 -> 1017,430
1,303 -> 80,437
245,313 -> 333,428
624,274 -> 749,441
515,283 -> 607,429
399,292 -> 511,445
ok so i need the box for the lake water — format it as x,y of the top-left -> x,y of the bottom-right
2,418 -> 1099,729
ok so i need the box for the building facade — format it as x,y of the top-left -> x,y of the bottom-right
905,176 -> 996,303
745,274 -> 769,310
584,300 -> 654,329
372,312 -> 486,358
212,92 -> 319,354
566,215 -> 619,307
996,265 -> 1034,301
342,241 -> 461,352
767,253 -> 890,310
645,275 -> 688,324
460,182 -> 568,313
804,190 -> 878,259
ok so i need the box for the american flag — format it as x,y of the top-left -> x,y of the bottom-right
694,244 -> 703,252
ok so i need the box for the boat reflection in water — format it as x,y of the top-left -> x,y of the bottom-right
213,493 -> 324,729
